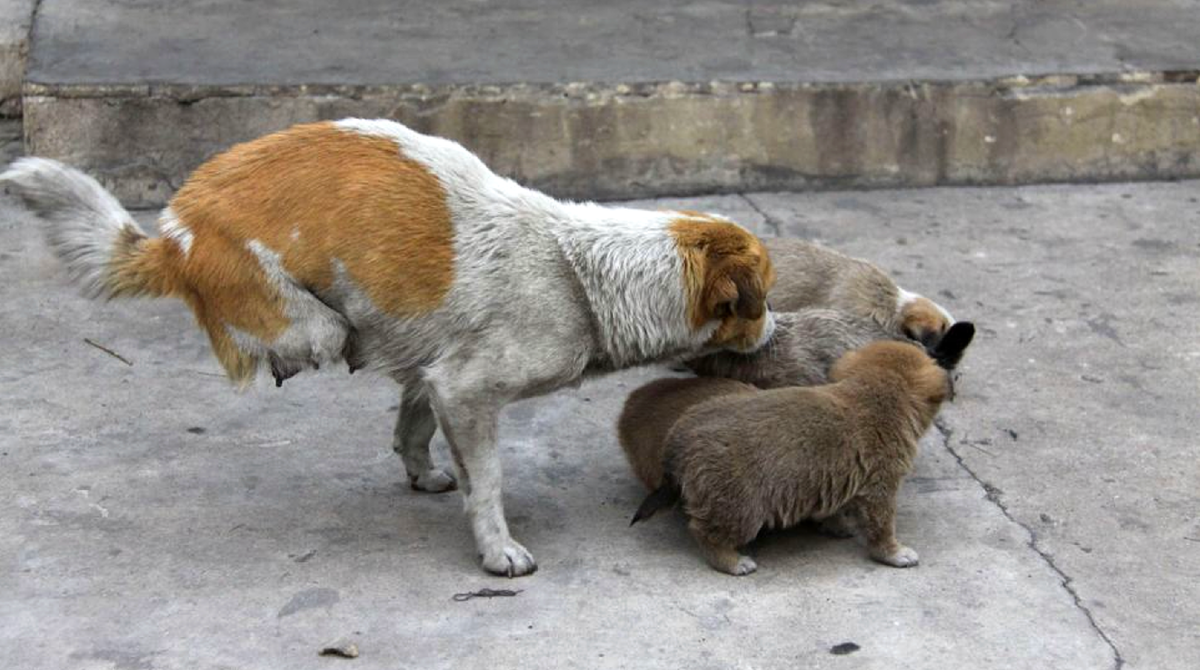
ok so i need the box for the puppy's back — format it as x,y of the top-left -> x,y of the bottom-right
618,376 -> 757,490
686,309 -> 896,389
764,238 -> 896,316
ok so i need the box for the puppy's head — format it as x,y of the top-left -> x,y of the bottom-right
671,215 -> 776,354
830,340 -> 954,407
897,289 -> 955,348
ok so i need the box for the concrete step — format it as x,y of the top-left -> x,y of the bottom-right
16,0 -> 1200,206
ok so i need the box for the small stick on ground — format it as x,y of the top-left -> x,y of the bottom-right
452,588 -> 522,602
83,338 -> 133,366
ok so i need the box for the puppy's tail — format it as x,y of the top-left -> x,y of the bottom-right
630,473 -> 681,526
1,158 -> 183,299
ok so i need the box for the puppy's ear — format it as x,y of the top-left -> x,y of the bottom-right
930,322 -> 975,370
705,264 -> 764,321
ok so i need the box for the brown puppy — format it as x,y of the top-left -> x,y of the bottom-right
626,323 -> 975,575
763,237 -> 953,347
618,377 -> 758,491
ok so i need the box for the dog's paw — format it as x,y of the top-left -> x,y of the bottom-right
873,545 -> 920,568
480,540 -> 538,578
409,468 -> 457,493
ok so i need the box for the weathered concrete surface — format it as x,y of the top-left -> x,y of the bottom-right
25,75 -> 1200,208
0,0 -> 36,116
26,0 -> 1200,86
724,185 -> 1200,670
3,124 -> 1197,668
20,0 -> 1200,206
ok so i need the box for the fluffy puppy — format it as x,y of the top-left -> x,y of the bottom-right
763,237 -> 953,347
626,323 -> 974,575
2,119 -> 776,577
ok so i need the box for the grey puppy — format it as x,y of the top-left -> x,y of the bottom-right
685,308 -> 897,389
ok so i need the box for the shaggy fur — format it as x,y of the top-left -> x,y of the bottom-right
626,323 -> 975,575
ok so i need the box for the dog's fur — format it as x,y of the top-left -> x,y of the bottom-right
1,119 -> 777,576
624,323 -> 974,575
685,308 -> 898,389
763,237 -> 953,347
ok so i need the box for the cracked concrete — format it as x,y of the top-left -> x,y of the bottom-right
3,121 -> 1195,668
936,419 -> 1125,670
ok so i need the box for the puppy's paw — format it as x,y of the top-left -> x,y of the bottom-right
409,468 -> 457,493
712,554 -> 757,576
872,545 -> 920,568
731,555 -> 758,576
480,540 -> 538,578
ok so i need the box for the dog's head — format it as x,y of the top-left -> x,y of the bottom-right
670,215 -> 776,354
897,289 -> 955,348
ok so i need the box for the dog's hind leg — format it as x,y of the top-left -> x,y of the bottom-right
391,383 -> 456,493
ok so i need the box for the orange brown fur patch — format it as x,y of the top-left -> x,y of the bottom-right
900,296 -> 952,345
668,217 -> 775,350
108,227 -> 186,299
156,121 -> 455,381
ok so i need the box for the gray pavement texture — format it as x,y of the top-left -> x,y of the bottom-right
2,118 -> 1198,669
26,0 -> 1200,85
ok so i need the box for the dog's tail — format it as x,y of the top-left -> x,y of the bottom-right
2,158 -> 183,299
630,472 -> 681,526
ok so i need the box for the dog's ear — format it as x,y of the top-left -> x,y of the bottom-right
705,263 -> 765,321
930,322 -> 975,370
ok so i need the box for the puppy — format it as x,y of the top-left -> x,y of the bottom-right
763,237 -> 953,347
2,119 -> 777,576
685,308 -> 897,389
626,323 -> 975,575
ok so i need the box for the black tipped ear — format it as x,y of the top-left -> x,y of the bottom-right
930,322 -> 975,370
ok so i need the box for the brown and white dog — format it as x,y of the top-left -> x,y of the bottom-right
622,324 -> 974,575
1,119 -> 776,576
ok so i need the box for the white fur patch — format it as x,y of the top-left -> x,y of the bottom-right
157,207 -> 193,255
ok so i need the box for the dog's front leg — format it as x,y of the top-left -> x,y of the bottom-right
425,381 -> 536,577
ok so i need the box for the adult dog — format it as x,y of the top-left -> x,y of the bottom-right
2,119 -> 776,576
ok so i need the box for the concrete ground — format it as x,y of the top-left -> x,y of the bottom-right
16,1 -> 1200,204
1,119 -> 1197,669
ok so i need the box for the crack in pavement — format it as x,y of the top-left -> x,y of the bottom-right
933,418 -> 1126,670
738,194 -> 782,237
